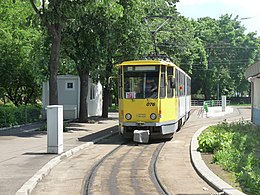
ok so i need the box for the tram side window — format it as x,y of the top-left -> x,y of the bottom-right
167,67 -> 174,98
180,72 -> 185,96
175,70 -> 179,97
187,77 -> 191,96
160,66 -> 166,98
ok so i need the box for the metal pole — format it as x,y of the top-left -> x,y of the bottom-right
217,83 -> 219,100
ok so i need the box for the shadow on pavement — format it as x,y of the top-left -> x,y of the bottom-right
78,126 -> 118,143
0,122 -> 46,138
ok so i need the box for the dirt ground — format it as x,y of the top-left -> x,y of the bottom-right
201,153 -> 243,192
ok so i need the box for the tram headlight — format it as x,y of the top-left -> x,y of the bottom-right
125,113 -> 132,120
150,113 -> 157,120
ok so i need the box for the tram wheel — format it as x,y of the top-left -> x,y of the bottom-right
177,120 -> 182,132
163,133 -> 174,139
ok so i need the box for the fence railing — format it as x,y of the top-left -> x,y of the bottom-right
191,99 -> 230,107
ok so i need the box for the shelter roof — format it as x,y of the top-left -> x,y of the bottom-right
245,61 -> 260,79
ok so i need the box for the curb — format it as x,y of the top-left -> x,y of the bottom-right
15,126 -> 118,195
190,125 -> 246,195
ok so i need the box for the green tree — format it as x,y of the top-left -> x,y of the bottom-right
63,2 -> 103,122
29,0 -> 80,105
191,15 -> 259,99
100,0 -> 150,118
0,1 -> 42,106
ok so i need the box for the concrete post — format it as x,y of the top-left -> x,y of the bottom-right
222,96 -> 226,112
47,105 -> 63,154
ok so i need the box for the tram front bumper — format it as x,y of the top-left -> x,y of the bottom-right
119,122 -> 157,139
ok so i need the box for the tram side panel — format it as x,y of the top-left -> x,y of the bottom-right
186,95 -> 191,118
176,70 -> 191,125
185,76 -> 191,120
178,96 -> 186,124
159,98 -> 179,135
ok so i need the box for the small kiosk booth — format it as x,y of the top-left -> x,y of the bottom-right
42,75 -> 102,120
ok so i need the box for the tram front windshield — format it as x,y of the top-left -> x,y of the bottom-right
124,66 -> 159,99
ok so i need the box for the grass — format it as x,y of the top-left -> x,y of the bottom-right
108,104 -> 118,112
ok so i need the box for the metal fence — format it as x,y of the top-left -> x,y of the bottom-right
191,99 -> 230,107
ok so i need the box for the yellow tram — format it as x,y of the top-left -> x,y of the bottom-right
117,59 -> 191,139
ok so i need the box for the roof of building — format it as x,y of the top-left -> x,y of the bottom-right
245,61 -> 260,79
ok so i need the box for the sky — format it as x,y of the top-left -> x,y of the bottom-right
175,0 -> 260,35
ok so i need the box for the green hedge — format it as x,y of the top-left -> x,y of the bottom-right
0,105 -> 42,128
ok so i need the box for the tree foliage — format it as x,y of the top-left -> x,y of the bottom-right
190,15 -> 259,99
1,0 -> 260,111
0,0 -> 42,106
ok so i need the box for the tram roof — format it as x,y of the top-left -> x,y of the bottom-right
117,60 -> 190,78
117,60 -> 176,67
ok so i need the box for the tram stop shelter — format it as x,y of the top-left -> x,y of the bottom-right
42,75 -> 103,120
245,61 -> 260,126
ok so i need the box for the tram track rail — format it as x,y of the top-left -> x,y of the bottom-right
83,140 -> 170,195
83,142 -> 126,195
151,142 -> 170,195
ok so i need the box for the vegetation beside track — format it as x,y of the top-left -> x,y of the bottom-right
0,104 -> 42,128
198,121 -> 260,194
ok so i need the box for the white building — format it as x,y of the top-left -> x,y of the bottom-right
42,75 -> 102,120
245,61 -> 260,126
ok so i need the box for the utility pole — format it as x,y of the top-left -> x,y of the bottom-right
142,16 -> 173,56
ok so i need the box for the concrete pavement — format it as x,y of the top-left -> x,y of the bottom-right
0,113 -> 118,195
0,107 -> 250,195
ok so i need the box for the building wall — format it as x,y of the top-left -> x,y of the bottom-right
252,78 -> 260,126
245,61 -> 260,127
58,76 -> 79,106
88,81 -> 103,116
252,108 -> 260,126
42,75 -> 102,119
252,78 -> 260,109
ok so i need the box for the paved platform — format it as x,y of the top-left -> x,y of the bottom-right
196,106 -> 234,118
0,113 -> 118,195
0,107 -> 250,195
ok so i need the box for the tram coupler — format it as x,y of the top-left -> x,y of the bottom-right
133,130 -> 150,143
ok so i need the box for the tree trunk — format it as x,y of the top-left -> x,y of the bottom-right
48,25 -> 61,105
29,1 -> 62,106
204,87 -> 211,100
102,85 -> 109,118
202,80 -> 210,100
102,59 -> 113,118
78,70 -> 89,122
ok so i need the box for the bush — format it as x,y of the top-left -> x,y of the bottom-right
198,121 -> 234,153
0,105 -> 42,128
198,121 -> 260,194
